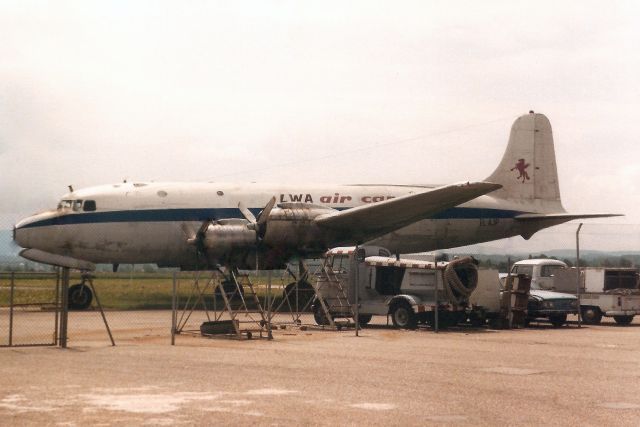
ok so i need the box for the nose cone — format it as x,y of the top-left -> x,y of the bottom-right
13,219 -> 31,249
14,212 -> 50,249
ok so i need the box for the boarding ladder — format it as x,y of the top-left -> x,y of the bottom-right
312,265 -> 354,329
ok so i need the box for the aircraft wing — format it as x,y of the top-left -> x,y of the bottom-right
315,182 -> 501,243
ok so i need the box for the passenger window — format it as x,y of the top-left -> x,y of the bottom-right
83,200 -> 97,212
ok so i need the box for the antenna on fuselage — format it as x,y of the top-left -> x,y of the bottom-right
68,185 -> 74,192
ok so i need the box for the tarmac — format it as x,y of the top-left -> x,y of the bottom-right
1,311 -> 640,426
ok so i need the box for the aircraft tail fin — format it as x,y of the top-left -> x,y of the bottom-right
485,111 -> 564,211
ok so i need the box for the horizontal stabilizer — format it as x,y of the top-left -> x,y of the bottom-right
514,213 -> 624,240
316,182 -> 501,242
20,249 -> 96,271
515,213 -> 624,221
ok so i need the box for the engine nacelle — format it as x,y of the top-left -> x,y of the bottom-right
202,219 -> 257,262
262,203 -> 336,254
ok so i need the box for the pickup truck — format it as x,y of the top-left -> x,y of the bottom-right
553,266 -> 640,325
502,262 -> 579,327
511,259 -> 640,325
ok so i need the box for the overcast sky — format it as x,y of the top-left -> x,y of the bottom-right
1,1 -> 639,250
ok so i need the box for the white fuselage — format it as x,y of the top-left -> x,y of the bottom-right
14,181 -> 534,268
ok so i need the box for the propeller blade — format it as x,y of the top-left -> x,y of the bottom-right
10,226 -> 21,252
256,196 -> 277,227
197,220 -> 212,237
238,201 -> 257,223
180,223 -> 197,243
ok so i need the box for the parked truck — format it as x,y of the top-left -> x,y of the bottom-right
509,260 -> 579,327
511,259 -> 640,325
311,246 -> 481,329
553,266 -> 640,325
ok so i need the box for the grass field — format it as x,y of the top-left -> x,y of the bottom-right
0,271 -> 311,310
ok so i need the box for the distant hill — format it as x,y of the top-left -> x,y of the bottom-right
445,249 -> 640,270
0,229 -> 19,255
0,228 -> 638,270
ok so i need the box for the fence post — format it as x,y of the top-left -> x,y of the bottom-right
59,267 -> 70,348
576,223 -> 583,328
54,269 -> 60,345
354,245 -> 360,337
434,263 -> 439,333
171,271 -> 177,345
9,272 -> 15,346
267,270 -> 273,340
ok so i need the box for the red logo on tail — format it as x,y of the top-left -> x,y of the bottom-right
510,159 -> 530,183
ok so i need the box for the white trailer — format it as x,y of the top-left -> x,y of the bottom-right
553,267 -> 640,325
311,246 -> 480,329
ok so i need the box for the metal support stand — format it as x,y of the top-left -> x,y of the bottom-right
57,269 -> 114,347
83,273 -> 115,346
172,270 -> 268,341
272,261 -> 315,326
267,271 -> 273,340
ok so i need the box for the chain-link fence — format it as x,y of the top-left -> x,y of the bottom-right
38,267 -> 328,345
0,272 -> 60,347
1,222 -> 639,346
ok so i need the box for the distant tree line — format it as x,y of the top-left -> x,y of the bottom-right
1,254 -> 638,273
476,254 -> 639,271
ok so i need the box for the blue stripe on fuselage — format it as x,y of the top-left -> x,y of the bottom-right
18,207 -> 526,229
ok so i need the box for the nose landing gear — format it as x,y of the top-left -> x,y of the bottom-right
68,278 -> 93,310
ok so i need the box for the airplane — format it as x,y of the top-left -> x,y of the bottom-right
13,111 -> 619,307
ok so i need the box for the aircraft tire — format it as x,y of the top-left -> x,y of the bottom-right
68,283 -> 93,310
613,315 -> 634,325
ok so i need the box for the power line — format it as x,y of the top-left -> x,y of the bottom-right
206,115 -> 514,180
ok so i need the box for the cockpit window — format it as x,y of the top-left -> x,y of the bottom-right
83,200 -> 97,211
57,199 -> 97,212
57,200 -> 73,210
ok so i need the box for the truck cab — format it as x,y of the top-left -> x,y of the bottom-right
510,259 -> 568,291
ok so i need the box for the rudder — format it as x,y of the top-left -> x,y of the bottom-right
485,111 -> 564,210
